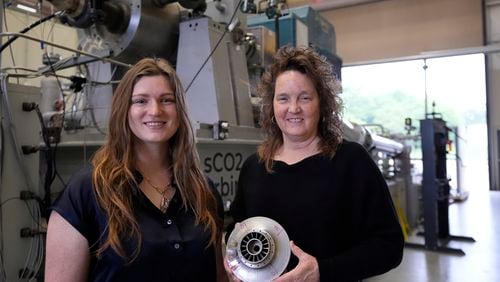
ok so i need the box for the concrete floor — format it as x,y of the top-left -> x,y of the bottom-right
366,188 -> 500,282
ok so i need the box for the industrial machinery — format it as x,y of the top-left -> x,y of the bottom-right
0,0 -> 413,280
405,114 -> 475,255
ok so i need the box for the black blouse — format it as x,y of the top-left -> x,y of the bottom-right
51,167 -> 223,282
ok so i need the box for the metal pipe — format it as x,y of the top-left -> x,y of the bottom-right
0,32 -> 131,68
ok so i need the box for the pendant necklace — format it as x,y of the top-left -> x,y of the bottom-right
143,177 -> 172,213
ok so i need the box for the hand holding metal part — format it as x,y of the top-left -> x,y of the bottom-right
226,216 -> 291,282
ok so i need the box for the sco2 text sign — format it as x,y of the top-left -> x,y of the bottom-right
197,143 -> 257,210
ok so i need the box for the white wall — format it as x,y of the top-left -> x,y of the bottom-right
288,0 -> 484,63
1,9 -> 79,86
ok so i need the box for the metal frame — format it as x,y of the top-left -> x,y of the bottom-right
344,43 -> 500,67
0,32 -> 131,70
405,118 -> 475,255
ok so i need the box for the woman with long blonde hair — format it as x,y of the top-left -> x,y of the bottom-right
46,58 -> 223,281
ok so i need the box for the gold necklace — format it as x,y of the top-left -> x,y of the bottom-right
143,177 -> 172,213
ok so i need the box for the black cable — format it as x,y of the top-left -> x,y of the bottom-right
0,197 -> 20,207
34,105 -> 54,216
35,89 -> 64,214
50,141 -> 66,187
33,91 -> 58,188
42,48 -> 68,210
184,0 -> 244,93
0,11 -> 59,54
34,106 -> 50,146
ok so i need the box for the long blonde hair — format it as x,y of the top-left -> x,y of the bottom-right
91,58 -> 221,261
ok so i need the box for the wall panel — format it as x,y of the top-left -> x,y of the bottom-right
310,0 -> 484,63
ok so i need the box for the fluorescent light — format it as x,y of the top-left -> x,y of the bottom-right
16,4 -> 37,13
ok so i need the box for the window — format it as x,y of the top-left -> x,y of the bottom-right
341,54 -> 488,190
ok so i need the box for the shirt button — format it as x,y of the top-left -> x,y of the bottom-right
166,219 -> 173,225
173,243 -> 180,249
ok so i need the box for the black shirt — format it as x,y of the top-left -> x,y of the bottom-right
52,167 -> 223,282
230,141 -> 404,282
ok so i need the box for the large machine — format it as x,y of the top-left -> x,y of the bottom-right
0,0 -> 413,280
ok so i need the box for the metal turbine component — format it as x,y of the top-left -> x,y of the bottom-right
81,0 -> 182,63
49,0 -> 183,64
238,230 -> 274,268
226,217 -> 290,282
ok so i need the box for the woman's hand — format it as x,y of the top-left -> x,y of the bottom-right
223,255 -> 242,282
274,241 -> 320,282
223,223 -> 242,282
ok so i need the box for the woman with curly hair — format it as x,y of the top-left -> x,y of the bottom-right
46,58 -> 224,282
227,46 -> 403,282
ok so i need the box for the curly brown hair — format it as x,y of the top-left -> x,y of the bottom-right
257,46 -> 343,172
91,58 -> 221,261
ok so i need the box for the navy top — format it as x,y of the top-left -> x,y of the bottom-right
230,141 -> 404,282
51,167 -> 223,282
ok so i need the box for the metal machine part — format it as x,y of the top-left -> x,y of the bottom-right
48,0 -> 248,65
49,0 -> 183,63
176,16 -> 255,128
81,0 -> 182,63
0,82 -> 43,282
154,0 -> 205,11
226,217 -> 290,282
371,134 -> 404,155
341,119 -> 374,149
48,0 -> 87,18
